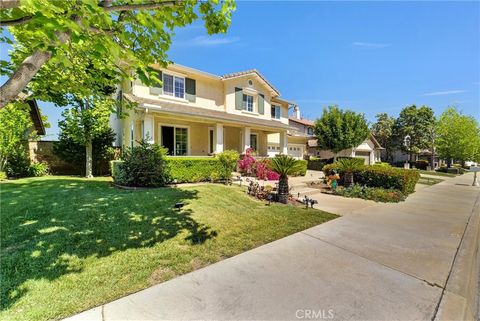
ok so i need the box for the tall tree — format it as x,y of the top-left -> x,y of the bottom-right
393,105 -> 436,162
58,99 -> 114,178
371,112 -> 395,162
0,0 -> 235,108
0,101 -> 31,171
436,107 -> 480,167
314,105 -> 370,160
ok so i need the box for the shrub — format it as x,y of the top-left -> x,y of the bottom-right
167,157 -> 223,183
0,171 -> 6,180
292,160 -> 307,176
114,140 -> 169,187
323,163 -> 420,195
372,162 -> 391,167
255,158 -> 280,180
414,160 -> 429,170
436,166 -> 465,175
5,145 -> 31,178
216,150 -> 239,181
335,185 -> 405,203
28,162 -> 49,177
237,148 -> 256,176
307,159 -> 326,171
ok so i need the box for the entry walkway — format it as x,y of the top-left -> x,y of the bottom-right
65,173 -> 479,321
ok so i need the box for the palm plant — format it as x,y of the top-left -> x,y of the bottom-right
336,158 -> 364,187
269,155 -> 305,204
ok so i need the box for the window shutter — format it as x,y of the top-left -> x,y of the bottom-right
150,71 -> 163,95
235,87 -> 243,110
258,94 -> 265,114
185,78 -> 196,102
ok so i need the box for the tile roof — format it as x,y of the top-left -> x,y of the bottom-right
289,117 -> 315,126
221,69 -> 280,96
124,94 -> 292,131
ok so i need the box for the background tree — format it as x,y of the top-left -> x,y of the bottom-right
392,105 -> 435,162
54,126 -> 116,176
314,105 -> 370,160
0,101 -> 31,172
371,112 -> 395,162
436,107 -> 480,167
0,0 -> 235,108
57,99 -> 114,177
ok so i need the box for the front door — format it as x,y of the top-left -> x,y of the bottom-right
161,126 -> 175,155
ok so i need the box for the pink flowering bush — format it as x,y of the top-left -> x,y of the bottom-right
238,148 -> 280,180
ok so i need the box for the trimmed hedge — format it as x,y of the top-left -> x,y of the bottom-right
436,166 -> 465,175
166,157 -> 224,183
307,160 -> 326,171
323,163 -> 420,195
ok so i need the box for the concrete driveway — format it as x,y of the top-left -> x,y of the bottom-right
65,173 -> 479,321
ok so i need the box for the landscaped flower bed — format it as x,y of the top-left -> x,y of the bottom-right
333,184 -> 406,203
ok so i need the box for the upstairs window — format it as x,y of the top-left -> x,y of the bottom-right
242,94 -> 254,112
307,127 -> 314,135
163,73 -> 185,99
271,105 -> 281,119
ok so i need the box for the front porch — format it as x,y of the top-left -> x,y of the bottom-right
125,111 -> 289,157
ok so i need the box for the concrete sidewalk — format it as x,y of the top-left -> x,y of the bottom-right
65,173 -> 479,321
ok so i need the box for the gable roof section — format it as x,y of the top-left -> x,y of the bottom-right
221,69 -> 280,97
289,117 -> 314,127
27,99 -> 46,135
123,94 -> 292,131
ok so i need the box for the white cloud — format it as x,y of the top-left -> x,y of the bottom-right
352,42 -> 391,48
422,90 -> 466,96
179,36 -> 240,47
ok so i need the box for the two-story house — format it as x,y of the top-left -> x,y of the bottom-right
110,64 -> 293,157
267,106 -> 315,159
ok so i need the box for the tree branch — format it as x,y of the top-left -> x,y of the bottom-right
104,1 -> 178,12
0,15 -> 33,26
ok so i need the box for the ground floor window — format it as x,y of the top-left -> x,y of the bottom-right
208,128 -> 214,154
250,134 -> 258,152
161,125 -> 188,156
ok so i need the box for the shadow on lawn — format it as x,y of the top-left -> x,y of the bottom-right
0,178 -> 217,310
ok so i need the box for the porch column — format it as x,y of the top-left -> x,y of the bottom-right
214,123 -> 224,153
280,130 -> 288,155
143,114 -> 154,144
243,127 -> 251,153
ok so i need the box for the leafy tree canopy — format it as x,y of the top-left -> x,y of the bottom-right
0,0 -> 235,108
371,112 -> 395,161
0,101 -> 31,171
393,105 -> 435,154
314,105 -> 370,154
436,107 -> 480,163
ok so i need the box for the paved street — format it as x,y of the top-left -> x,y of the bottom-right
65,173 -> 479,321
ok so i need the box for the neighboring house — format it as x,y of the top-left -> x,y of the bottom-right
267,106 -> 315,159
308,134 -> 383,165
21,97 -> 46,138
110,64 -> 293,157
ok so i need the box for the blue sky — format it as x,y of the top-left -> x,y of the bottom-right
2,1 -> 479,140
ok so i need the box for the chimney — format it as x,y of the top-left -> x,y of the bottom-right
293,105 -> 300,119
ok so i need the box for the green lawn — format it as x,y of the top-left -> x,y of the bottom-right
418,170 -> 456,178
0,176 -> 337,321
417,176 -> 444,185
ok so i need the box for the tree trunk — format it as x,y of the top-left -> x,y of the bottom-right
344,171 -> 354,187
430,149 -> 435,170
85,140 -> 93,178
277,175 -> 289,204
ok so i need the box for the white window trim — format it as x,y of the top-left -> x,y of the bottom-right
158,123 -> 191,156
130,122 -> 135,148
162,73 -> 185,100
271,105 -> 281,120
242,94 -> 254,113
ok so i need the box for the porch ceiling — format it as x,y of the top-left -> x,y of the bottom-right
124,94 -> 293,131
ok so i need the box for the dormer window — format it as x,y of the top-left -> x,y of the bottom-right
271,105 -> 281,119
242,94 -> 254,112
163,73 -> 185,99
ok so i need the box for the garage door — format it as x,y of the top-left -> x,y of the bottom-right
288,145 -> 304,159
355,151 -> 370,165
